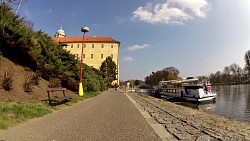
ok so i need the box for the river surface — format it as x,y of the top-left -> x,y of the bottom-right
177,84 -> 250,123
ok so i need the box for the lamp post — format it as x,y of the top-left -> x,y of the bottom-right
79,26 -> 89,96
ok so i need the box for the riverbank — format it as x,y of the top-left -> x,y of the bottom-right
129,93 -> 250,140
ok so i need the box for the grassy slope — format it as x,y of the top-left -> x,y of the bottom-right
0,56 -> 100,129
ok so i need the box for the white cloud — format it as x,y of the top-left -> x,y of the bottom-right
127,44 -> 150,51
123,57 -> 134,62
168,0 -> 209,17
132,0 -> 209,24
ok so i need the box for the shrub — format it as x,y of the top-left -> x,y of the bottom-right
48,78 -> 61,88
99,79 -> 107,91
84,77 -> 100,92
33,71 -> 41,85
2,70 -> 14,91
61,77 -> 78,91
23,72 -> 35,92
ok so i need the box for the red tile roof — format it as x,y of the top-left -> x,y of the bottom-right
52,36 -> 120,43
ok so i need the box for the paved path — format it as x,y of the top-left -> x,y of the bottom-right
0,89 -> 161,141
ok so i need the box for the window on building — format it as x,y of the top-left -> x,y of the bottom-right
111,54 -> 113,59
76,54 -> 79,59
101,54 -> 103,59
84,44 -> 86,48
92,44 -> 94,48
71,44 -> 73,48
91,54 -> 94,58
101,44 -> 104,48
77,44 -> 79,48
83,54 -> 85,58
111,44 -> 113,48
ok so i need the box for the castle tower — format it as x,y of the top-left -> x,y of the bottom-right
54,26 -> 66,38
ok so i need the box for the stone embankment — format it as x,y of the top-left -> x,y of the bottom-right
129,93 -> 250,141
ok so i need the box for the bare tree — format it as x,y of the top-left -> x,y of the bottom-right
245,50 -> 250,80
230,63 -> 241,82
215,71 -> 221,83
223,66 -> 231,82
236,67 -> 243,82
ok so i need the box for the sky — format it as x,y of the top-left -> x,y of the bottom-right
17,0 -> 250,81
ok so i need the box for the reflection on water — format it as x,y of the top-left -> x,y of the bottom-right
177,84 -> 250,122
176,102 -> 216,113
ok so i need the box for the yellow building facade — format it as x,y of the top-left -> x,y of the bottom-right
52,28 -> 120,85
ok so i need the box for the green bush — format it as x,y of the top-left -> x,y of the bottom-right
61,77 -> 78,91
84,77 -> 100,92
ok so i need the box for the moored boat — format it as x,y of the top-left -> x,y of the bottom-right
158,77 -> 217,102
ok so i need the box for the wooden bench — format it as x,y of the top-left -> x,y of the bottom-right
46,87 -> 72,104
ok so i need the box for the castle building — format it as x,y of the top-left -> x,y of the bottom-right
52,27 -> 120,85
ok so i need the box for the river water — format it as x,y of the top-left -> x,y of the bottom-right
178,84 -> 250,123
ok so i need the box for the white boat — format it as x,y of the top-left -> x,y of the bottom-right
158,77 -> 217,102
157,80 -> 182,98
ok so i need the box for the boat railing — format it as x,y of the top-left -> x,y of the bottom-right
160,88 -> 181,93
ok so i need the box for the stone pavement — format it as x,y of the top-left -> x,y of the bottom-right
128,93 -> 249,141
0,89 -> 161,141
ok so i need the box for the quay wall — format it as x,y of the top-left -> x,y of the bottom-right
128,93 -> 250,141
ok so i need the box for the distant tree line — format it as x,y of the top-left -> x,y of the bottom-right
198,50 -> 250,85
144,67 -> 181,87
142,49 -> 250,86
0,3 -> 117,92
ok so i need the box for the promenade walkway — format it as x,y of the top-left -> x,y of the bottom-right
0,89 -> 162,141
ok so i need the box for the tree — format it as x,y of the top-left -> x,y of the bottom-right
134,80 -> 142,86
163,66 -> 180,75
0,0 -> 28,14
245,50 -> 250,77
230,63 -> 241,82
221,66 -> 230,83
213,71 -> 221,83
0,4 -> 109,92
144,66 -> 180,87
100,56 -> 117,85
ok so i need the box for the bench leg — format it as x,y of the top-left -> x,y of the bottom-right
47,91 -> 51,104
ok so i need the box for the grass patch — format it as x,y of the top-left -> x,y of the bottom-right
0,116 -> 8,129
12,102 -> 52,121
83,91 -> 100,99
0,91 -> 101,129
0,102 -> 52,129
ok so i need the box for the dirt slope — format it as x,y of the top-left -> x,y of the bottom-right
0,56 -> 77,103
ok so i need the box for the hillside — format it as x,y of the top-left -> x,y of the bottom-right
0,56 -> 77,103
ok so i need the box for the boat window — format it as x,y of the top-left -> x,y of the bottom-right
184,86 -> 202,89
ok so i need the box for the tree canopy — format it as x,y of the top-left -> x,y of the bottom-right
100,56 -> 117,86
144,66 -> 180,87
0,3 -> 110,92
